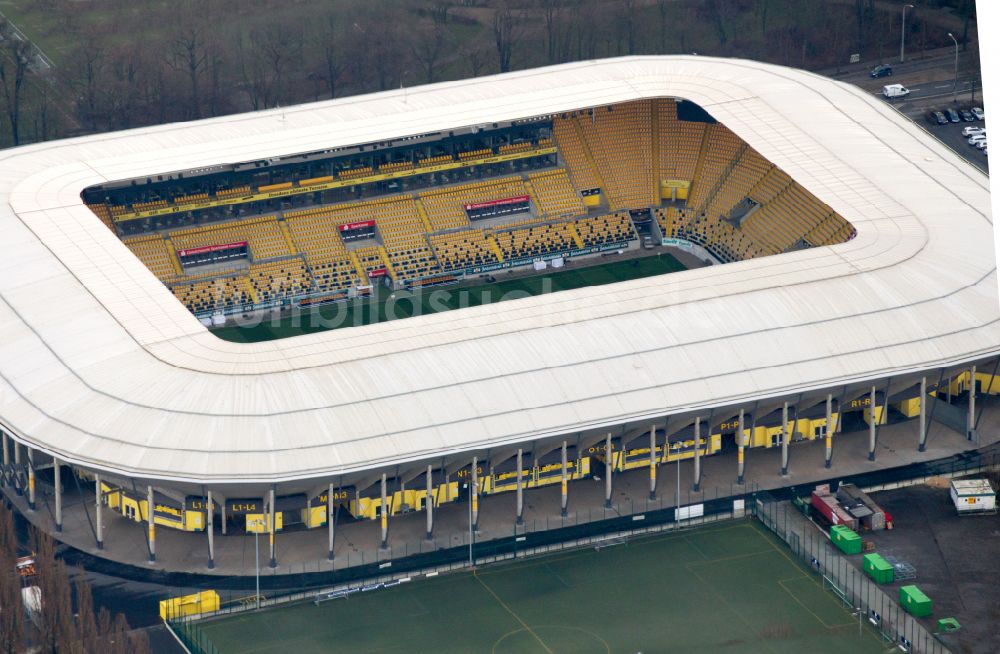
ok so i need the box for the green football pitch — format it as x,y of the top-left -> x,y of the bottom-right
196,521 -> 886,654
213,252 -> 685,342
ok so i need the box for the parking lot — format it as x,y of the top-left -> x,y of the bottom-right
917,110 -> 989,172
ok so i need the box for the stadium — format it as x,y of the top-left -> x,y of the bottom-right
0,55 -> 996,576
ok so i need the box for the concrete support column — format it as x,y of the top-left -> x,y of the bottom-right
425,465 -> 434,540
327,483 -> 335,560
780,402 -> 789,476
967,365 -> 976,440
268,488 -> 276,568
27,448 -> 36,511
737,409 -> 746,484
516,448 -> 524,525
560,442 -> 569,516
94,473 -> 104,550
13,441 -> 21,495
221,503 -> 227,536
604,434 -> 613,508
648,425 -> 657,500
207,489 -> 215,569
868,386 -> 877,461
53,459 -> 63,532
1,432 -> 8,488
147,485 -> 156,563
824,394 -> 833,468
693,418 -> 702,492
471,457 -> 479,531
379,474 -> 388,550
918,376 -> 928,452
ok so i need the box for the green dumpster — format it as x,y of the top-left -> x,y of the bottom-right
862,553 -> 894,584
937,618 -> 960,633
900,585 -> 933,618
830,525 -> 862,555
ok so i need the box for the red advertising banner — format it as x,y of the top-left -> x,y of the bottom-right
338,220 -> 376,232
368,267 -> 389,278
463,195 -> 530,212
177,241 -> 247,258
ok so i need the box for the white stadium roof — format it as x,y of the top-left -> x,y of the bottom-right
0,56 -> 996,484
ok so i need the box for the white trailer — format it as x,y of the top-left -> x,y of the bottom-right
950,479 -> 997,515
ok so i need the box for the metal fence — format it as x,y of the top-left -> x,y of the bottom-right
754,495 -> 951,654
169,481 -> 758,614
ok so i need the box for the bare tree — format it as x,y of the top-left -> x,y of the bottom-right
310,13 -> 344,99
68,41 -> 105,131
493,4 -> 520,73
657,0 -> 671,53
0,18 -> 33,145
31,528 -> 76,654
465,44 -> 489,78
0,505 -> 24,654
411,23 -> 451,84
168,27 -> 209,119
617,0 -> 638,55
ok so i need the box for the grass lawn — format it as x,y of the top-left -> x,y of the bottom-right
213,252 -> 686,343
195,520 -> 887,654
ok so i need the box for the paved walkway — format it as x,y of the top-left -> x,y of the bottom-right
5,398 -> 998,578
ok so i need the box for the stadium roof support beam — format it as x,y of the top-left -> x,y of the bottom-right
780,402 -> 790,477
207,488 -> 215,569
604,434 -> 613,509
26,447 -> 35,511
868,386 -> 878,461
968,364 -> 977,442
53,459 -> 63,532
94,473 -> 104,550
824,394 -> 833,469
736,408 -> 746,485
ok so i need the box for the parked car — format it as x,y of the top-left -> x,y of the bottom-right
959,109 -> 976,122
962,126 -> 986,137
946,108 -> 961,123
975,140 -> 988,150
932,111 -> 949,125
968,134 -> 987,146
971,107 -> 985,120
870,64 -> 893,78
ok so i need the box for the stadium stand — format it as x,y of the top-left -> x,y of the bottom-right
551,115 -> 603,194
170,215 -> 291,261
123,235 -> 178,281
527,169 -> 587,219
575,212 -> 635,247
419,176 -> 528,231
429,230 -> 501,271
494,222 -> 576,260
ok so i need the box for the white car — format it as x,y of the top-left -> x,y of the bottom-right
968,135 -> 987,145
975,140 -> 988,150
962,126 -> 985,137
971,107 -> 985,120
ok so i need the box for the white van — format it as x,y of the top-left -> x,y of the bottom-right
882,84 -> 911,99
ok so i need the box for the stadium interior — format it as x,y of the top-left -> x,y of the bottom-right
83,98 -> 856,321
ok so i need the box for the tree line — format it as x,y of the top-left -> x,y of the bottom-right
0,501 -> 151,654
0,0 -> 978,149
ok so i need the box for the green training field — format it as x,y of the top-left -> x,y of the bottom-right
197,521 -> 886,654
213,252 -> 685,343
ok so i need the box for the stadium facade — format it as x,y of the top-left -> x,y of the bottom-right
0,56 -> 996,568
